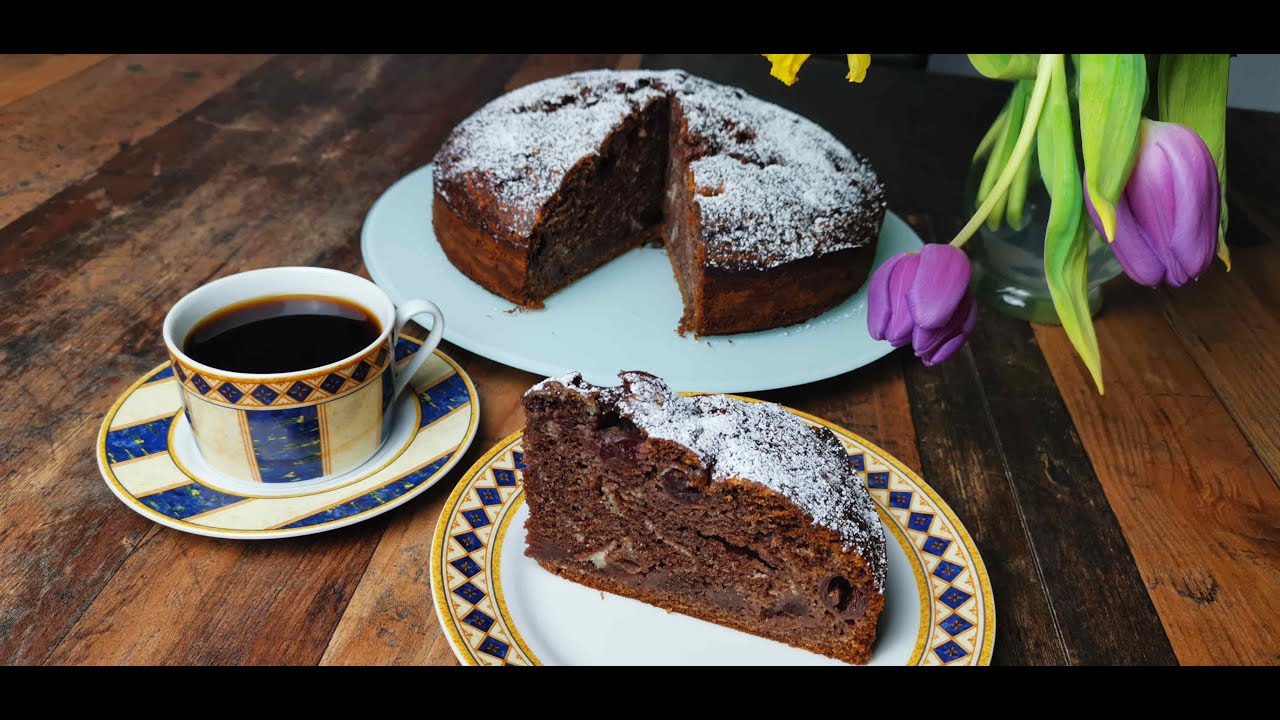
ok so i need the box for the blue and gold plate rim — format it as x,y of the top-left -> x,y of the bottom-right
96,344 -> 479,540
430,396 -> 995,666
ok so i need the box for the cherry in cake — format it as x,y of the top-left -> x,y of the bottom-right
520,370 -> 888,664
432,70 -> 886,336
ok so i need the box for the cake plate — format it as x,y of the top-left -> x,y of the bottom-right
361,164 -> 924,394
429,399 -> 994,666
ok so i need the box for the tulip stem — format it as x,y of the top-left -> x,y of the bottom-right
951,54 -> 1058,248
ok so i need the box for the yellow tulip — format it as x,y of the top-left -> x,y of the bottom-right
762,54 -> 811,86
846,54 -> 870,83
763,54 -> 871,86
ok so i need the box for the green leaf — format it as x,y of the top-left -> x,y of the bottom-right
968,54 -> 1041,80
1006,132 -> 1036,230
1078,54 -> 1147,245
973,100 -> 1010,163
949,55 -> 1054,248
976,113 -> 1012,203
1159,53 -> 1232,270
1039,55 -> 1104,394
978,81 -> 1031,230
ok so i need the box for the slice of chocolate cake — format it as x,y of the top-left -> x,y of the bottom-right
520,370 -> 887,664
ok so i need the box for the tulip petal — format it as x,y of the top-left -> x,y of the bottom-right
867,252 -> 907,341
1159,53 -> 1231,271
1120,120 -> 1219,288
913,292 -> 976,365
1125,126 -> 1178,252
962,290 -> 979,335
919,328 -> 966,367
1151,123 -> 1219,286
907,244 -> 971,330
1112,193 -> 1168,287
917,307 -> 976,366
884,254 -> 920,347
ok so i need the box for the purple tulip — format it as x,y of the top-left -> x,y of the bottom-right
867,244 -> 978,366
1086,119 -> 1220,288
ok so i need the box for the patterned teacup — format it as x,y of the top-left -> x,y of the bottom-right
162,267 -> 444,484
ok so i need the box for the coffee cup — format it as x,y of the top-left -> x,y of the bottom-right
162,266 -> 443,484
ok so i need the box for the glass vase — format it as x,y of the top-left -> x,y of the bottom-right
963,155 -> 1123,325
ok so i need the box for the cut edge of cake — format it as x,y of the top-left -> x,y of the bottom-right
519,370 -> 888,664
432,69 -> 886,336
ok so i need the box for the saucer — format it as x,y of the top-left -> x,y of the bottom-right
430,399 -> 994,666
97,340 -> 479,539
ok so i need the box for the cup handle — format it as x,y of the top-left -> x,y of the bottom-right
391,298 -> 446,400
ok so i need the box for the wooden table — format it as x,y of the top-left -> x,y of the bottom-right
1,54 -> 1276,666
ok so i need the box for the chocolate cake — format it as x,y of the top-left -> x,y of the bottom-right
520,371 -> 888,664
432,70 -> 886,336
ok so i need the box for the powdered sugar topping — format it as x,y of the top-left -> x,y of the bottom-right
434,70 -> 674,238
675,76 -> 885,269
434,69 -> 884,268
528,371 -> 887,591
525,371 -> 589,396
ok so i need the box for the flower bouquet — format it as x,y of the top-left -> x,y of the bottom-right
763,54 -> 1232,393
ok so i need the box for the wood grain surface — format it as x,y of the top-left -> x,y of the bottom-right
0,53 -> 1276,666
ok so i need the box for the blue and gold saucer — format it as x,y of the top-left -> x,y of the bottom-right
97,340 -> 478,539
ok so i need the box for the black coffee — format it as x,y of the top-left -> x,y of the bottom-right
184,295 -> 381,374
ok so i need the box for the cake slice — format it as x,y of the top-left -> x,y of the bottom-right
520,370 -> 888,664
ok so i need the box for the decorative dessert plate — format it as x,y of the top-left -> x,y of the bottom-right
361,164 -> 924,394
430,401 -> 994,666
97,341 -> 478,540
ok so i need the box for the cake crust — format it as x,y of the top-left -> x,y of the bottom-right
433,70 -> 886,335
520,371 -> 888,664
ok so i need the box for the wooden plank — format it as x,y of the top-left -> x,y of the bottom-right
1035,281 -> 1280,664
317,487 -> 460,665
0,54 -> 110,108
1171,108 -> 1280,486
319,53 -> 613,666
46,524 -> 386,665
957,307 -> 1179,664
0,54 -> 526,665
1159,240 -> 1280,486
0,54 -> 271,228
902,334 -> 1069,665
